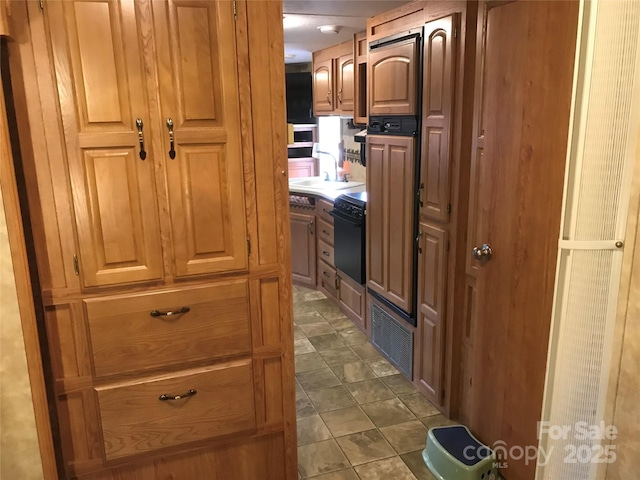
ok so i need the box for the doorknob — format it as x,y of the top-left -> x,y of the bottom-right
472,244 -> 493,261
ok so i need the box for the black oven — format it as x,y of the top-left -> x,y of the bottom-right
330,192 -> 366,284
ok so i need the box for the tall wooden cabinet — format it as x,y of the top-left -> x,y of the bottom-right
414,14 -> 458,407
7,1 -> 295,478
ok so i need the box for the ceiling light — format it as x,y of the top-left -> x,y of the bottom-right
283,15 -> 303,29
318,25 -> 342,35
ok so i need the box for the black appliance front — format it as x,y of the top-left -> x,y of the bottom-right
367,116 -> 418,136
331,193 -> 366,285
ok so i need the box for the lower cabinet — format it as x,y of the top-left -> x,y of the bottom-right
290,210 -> 316,286
336,270 -> 366,332
414,222 -> 448,406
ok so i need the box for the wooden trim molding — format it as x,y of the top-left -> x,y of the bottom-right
0,45 -> 58,480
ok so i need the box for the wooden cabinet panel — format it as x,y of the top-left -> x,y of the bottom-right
313,58 -> 333,114
366,135 -> 415,313
152,0 -> 248,277
420,15 -> 457,222
368,37 -> 418,116
354,31 -> 368,125
317,260 -> 337,299
415,223 -> 447,405
288,158 -> 316,178
290,211 -> 316,286
317,239 -> 335,266
317,218 -> 334,246
96,361 -> 255,460
316,198 -> 334,225
337,271 -> 366,331
336,54 -> 355,113
85,281 -> 251,378
48,0 -> 164,287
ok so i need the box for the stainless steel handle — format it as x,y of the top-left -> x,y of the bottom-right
472,244 -> 493,261
338,88 -> 343,103
308,220 -> 314,234
416,229 -> 423,254
323,271 -> 330,278
335,274 -> 340,290
159,389 -> 197,401
136,118 -> 146,160
166,118 -> 176,159
417,182 -> 424,207
327,90 -> 332,105
322,251 -> 330,257
150,306 -> 190,317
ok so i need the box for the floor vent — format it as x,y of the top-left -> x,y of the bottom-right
370,302 -> 413,378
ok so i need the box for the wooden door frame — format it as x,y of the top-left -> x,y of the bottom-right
1,26 -> 59,480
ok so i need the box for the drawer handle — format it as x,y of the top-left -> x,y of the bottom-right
323,251 -> 330,257
323,271 -> 330,278
322,230 -> 329,235
159,389 -> 197,401
150,306 -> 190,317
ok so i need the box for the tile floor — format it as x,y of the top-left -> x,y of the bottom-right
293,284 -> 457,480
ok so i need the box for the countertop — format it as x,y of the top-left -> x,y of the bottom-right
288,176 -> 366,202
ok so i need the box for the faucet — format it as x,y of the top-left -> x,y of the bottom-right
342,173 -> 350,183
316,151 -> 339,181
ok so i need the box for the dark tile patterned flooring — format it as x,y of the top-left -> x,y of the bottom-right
293,284 -> 457,479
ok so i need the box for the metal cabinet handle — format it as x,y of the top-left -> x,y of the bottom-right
150,306 -> 190,317
338,88 -> 343,103
308,220 -> 314,234
323,251 -> 330,257
166,118 -> 176,159
322,229 -> 330,236
416,230 -> 423,254
472,244 -> 493,261
136,118 -> 146,160
323,271 -> 330,278
159,389 -> 197,401
327,90 -> 332,105
335,274 -> 340,290
417,182 -> 424,207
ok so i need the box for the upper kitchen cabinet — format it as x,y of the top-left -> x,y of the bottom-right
312,40 -> 353,116
368,31 -> 420,116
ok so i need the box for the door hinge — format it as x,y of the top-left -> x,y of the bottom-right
446,203 -> 452,214
39,0 -> 44,11
233,0 -> 237,20
72,254 -> 80,276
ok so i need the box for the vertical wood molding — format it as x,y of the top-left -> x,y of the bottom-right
0,43 -> 58,480
0,0 -> 9,37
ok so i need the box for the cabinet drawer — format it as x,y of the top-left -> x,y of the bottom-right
317,218 -> 334,246
318,260 -> 337,299
317,199 -> 334,225
85,281 -> 251,378
318,239 -> 335,266
96,360 -> 255,460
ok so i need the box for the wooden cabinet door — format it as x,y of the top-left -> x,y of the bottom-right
47,0 -> 164,287
152,0 -> 248,278
313,58 -> 334,114
366,135 -> 415,313
368,37 -> 418,116
290,212 -> 316,286
288,159 -> 316,178
415,223 -> 447,405
470,3 -> 578,479
420,15 -> 457,222
336,54 -> 355,113
337,271 -> 366,331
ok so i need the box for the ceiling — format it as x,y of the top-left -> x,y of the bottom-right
283,0 -> 411,63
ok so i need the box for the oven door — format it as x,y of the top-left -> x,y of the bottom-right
330,210 -> 365,284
